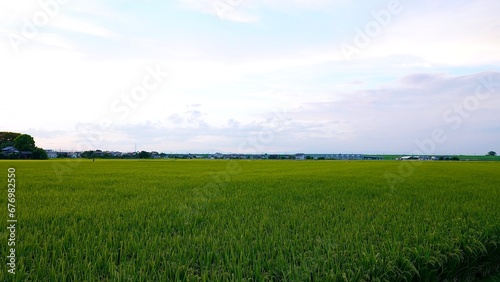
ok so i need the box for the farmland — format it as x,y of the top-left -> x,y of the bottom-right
1,160 -> 500,281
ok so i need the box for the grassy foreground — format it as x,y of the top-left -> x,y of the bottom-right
1,160 -> 500,281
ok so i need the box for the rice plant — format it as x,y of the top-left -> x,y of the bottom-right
1,160 -> 499,281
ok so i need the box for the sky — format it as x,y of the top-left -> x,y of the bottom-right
1,0 -> 499,155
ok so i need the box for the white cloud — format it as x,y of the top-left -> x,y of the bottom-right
2,0 -> 499,155
51,15 -> 119,39
179,0 -> 338,23
180,0 -> 258,23
346,1 -> 500,65
27,71 -> 500,154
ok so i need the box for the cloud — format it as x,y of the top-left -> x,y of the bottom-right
32,71 -> 499,154
354,1 -> 500,65
3,1 -> 499,156
180,0 -> 258,23
52,16 -> 119,39
179,0 -> 337,23
398,73 -> 446,86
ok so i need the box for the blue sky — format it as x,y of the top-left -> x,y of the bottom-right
1,0 -> 499,154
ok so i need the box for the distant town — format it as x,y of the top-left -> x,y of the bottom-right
0,132 -> 497,161
44,150 -> 380,160
13,149 -> 483,161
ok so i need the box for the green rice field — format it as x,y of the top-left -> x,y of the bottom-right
1,160 -> 500,281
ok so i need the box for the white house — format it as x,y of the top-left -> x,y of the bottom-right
213,152 -> 224,159
45,150 -> 58,159
400,156 -> 419,160
295,153 -> 305,160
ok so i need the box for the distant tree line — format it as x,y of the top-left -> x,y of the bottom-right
80,150 -> 166,159
437,156 -> 460,161
0,132 -> 48,160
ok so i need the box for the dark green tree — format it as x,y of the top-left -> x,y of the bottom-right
57,152 -> 69,158
0,132 -> 21,149
138,151 -> 151,159
80,151 -> 94,158
32,147 -> 48,159
13,134 -> 36,151
487,151 -> 497,156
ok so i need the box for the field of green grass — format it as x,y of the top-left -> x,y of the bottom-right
1,160 -> 500,281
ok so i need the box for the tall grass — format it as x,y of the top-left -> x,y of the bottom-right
1,160 -> 499,281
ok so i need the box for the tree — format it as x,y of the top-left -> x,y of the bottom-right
13,134 -> 36,151
138,151 -> 151,159
32,147 -> 48,160
57,152 -> 69,158
0,131 -> 21,149
487,151 -> 497,156
81,151 -> 94,158
0,132 -> 21,142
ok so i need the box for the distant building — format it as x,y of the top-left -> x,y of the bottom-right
109,151 -> 122,158
45,150 -> 58,159
213,152 -> 224,159
69,152 -> 81,158
296,153 -> 305,160
2,147 -> 33,159
20,151 -> 32,159
1,146 -> 19,155
364,156 -> 383,160
400,156 -> 419,160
